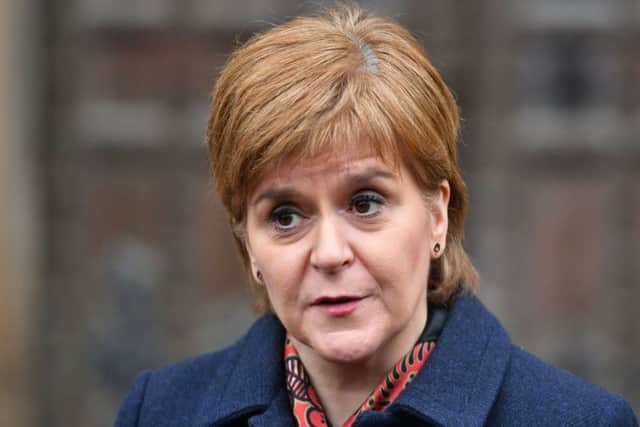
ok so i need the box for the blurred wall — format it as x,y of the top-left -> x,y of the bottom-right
6,0 -> 639,425
0,1 -> 39,426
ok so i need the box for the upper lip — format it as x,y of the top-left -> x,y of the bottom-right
312,295 -> 366,305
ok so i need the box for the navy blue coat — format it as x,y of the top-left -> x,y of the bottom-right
115,295 -> 638,426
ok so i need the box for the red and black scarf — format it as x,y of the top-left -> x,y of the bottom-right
284,329 -> 437,427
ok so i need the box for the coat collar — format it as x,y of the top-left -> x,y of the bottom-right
193,295 -> 512,427
390,295 -> 512,426
193,313 -> 292,427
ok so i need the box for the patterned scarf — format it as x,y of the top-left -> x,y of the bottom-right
284,332 -> 436,427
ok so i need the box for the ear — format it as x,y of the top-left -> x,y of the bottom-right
431,180 -> 450,250
245,240 -> 262,284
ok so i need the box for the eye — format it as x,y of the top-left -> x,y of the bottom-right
269,205 -> 303,232
350,191 -> 385,217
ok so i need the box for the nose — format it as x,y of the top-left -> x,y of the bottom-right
310,216 -> 354,273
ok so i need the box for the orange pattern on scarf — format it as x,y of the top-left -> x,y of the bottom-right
284,335 -> 436,427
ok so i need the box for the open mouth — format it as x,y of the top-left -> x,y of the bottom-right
315,296 -> 362,305
313,295 -> 365,316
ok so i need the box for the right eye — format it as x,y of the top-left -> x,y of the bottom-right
269,205 -> 303,232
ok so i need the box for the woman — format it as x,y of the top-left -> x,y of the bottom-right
116,5 -> 637,426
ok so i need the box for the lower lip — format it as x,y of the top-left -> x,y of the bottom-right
316,298 -> 363,317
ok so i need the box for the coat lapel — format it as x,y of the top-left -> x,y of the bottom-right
391,295 -> 512,427
247,386 -> 296,427
192,314 -> 291,427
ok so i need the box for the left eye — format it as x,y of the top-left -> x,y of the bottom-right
350,191 -> 384,217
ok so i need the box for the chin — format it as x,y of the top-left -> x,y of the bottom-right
313,330 -> 381,364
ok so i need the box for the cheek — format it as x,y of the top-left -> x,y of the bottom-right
254,240 -> 309,302
357,217 -> 433,292
398,207 -> 435,271
403,223 -> 434,274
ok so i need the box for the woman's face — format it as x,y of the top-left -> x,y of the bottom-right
245,146 -> 449,364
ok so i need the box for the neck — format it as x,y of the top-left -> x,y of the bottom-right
290,309 -> 427,426
297,354 -> 383,425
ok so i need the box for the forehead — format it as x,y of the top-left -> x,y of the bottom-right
255,150 -> 403,189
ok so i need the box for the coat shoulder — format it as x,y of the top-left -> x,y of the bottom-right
114,329 -> 246,427
115,314 -> 286,427
488,345 -> 638,426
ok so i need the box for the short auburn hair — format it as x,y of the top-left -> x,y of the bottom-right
206,3 -> 478,312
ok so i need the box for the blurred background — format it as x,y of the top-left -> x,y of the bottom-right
1,0 -> 639,425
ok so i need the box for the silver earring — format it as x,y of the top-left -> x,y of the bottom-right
256,271 -> 263,283
433,243 -> 441,254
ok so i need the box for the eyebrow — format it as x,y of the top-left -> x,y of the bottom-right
251,166 -> 396,206
252,189 -> 302,207
348,167 -> 395,185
